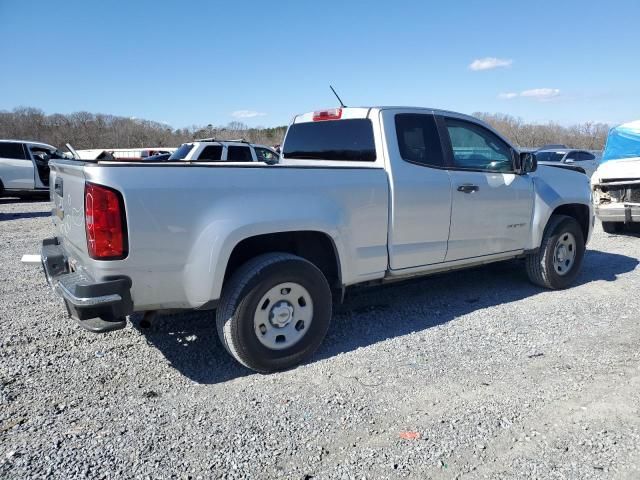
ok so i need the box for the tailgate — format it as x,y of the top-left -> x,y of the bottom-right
50,160 -> 89,258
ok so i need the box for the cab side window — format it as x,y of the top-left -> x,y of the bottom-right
444,118 -> 514,173
394,113 -> 445,167
0,142 -> 28,160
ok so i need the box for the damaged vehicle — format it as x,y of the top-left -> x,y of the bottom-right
591,121 -> 640,233
0,140 -> 70,197
34,106 -> 592,372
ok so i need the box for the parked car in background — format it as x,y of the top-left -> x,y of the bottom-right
0,139 -> 70,197
535,148 -> 599,177
169,139 -> 280,163
39,106 -> 592,372
74,148 -> 176,161
592,120 -> 640,233
142,153 -> 172,162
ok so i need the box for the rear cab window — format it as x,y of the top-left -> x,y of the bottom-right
283,117 -> 376,162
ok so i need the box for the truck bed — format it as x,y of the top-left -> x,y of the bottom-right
49,159 -> 390,311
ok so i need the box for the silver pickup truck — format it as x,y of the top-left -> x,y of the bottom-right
40,106 -> 593,372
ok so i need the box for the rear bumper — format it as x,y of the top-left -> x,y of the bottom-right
41,237 -> 133,332
594,204 -> 640,223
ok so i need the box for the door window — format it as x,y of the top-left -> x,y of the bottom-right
444,118 -> 514,172
197,145 -> 223,161
254,147 -> 279,162
394,114 -> 445,167
0,142 -> 27,160
565,151 -> 579,162
226,146 -> 253,162
576,151 -> 596,161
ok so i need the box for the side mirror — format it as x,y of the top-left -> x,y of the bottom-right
565,158 -> 575,164
519,152 -> 537,174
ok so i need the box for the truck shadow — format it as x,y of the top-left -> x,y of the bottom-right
135,248 -> 638,384
0,196 -> 48,205
0,211 -> 51,221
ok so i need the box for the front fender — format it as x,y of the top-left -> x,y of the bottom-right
528,166 -> 592,249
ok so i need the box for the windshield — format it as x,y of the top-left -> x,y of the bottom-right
169,143 -> 194,160
535,151 -> 566,162
283,119 -> 376,161
51,149 -> 69,159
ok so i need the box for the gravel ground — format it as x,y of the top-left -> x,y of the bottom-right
1,198 -> 639,479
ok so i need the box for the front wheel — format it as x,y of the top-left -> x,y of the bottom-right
216,253 -> 332,373
525,215 -> 585,289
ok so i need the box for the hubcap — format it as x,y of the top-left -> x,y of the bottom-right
553,232 -> 576,276
269,301 -> 294,328
253,282 -> 313,350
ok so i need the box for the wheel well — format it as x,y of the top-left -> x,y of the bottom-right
224,231 -> 341,288
552,203 -> 590,240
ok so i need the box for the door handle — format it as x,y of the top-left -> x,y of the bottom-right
457,184 -> 479,193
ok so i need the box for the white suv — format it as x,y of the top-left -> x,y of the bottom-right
168,139 -> 280,163
0,140 -> 69,197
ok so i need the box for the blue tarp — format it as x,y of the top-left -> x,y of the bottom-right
601,120 -> 640,163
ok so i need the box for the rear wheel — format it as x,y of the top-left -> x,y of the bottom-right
526,215 -> 585,289
602,221 -> 623,234
216,253 -> 332,373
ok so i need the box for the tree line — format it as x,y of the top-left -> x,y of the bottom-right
0,107 -> 610,151
0,107 -> 287,150
474,112 -> 610,150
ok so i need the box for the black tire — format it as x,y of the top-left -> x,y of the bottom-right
602,221 -> 623,234
525,215 -> 585,289
216,253 -> 332,373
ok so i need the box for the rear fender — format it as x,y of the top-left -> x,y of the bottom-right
182,194 -> 350,305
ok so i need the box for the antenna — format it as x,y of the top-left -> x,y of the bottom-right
330,85 -> 346,108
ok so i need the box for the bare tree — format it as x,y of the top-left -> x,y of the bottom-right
473,112 -> 610,150
0,107 -> 288,149
0,106 -> 609,152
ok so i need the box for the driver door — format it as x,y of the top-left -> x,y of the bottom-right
440,116 -> 534,261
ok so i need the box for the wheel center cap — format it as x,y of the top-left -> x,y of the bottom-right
557,245 -> 567,262
269,301 -> 294,328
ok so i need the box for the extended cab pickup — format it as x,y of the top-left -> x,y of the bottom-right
40,107 -> 593,372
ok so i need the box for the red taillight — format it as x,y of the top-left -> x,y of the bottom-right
313,108 -> 342,121
85,182 -> 127,259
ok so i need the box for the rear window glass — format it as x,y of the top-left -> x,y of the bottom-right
169,144 -> 194,160
0,142 -> 27,159
283,119 -> 376,162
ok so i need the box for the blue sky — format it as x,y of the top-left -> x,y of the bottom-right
1,0 -> 638,128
